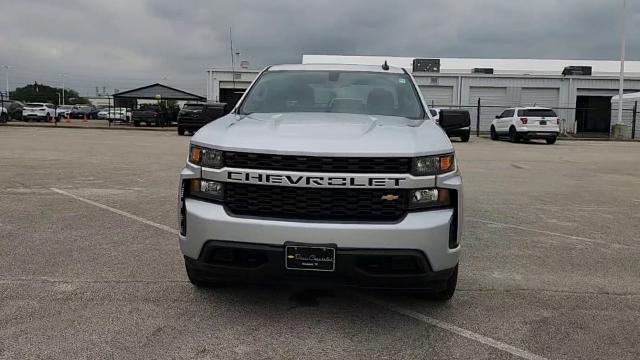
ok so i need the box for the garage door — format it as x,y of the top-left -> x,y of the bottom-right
469,87 -> 507,131
521,88 -> 559,108
420,86 -> 454,107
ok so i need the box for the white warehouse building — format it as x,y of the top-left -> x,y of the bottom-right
206,55 -> 640,137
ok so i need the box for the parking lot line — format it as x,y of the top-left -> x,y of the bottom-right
48,186 -> 549,360
360,295 -> 549,360
467,217 -> 639,250
49,188 -> 179,235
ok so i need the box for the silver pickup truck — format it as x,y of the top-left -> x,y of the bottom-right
178,63 -> 464,300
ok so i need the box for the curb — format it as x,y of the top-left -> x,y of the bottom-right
2,122 -> 175,132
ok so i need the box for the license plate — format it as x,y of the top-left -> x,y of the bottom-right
285,244 -> 335,272
539,120 -> 547,125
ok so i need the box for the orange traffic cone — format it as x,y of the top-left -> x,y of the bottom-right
65,112 -> 71,124
83,113 -> 88,127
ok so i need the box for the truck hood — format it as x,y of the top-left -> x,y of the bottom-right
191,112 -> 453,157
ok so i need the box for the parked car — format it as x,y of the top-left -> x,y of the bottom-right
89,106 -> 103,119
491,107 -> 559,144
0,106 -> 7,123
431,108 -> 471,142
97,108 -> 110,119
22,103 -> 56,122
7,100 -> 25,121
55,105 -> 74,120
70,105 -> 93,119
177,102 -> 226,135
132,104 -> 165,127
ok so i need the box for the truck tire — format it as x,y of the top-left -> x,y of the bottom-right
415,265 -> 458,301
460,131 -> 470,143
546,136 -> 557,145
177,126 -> 186,136
509,127 -> 519,143
133,120 -> 140,127
490,126 -> 498,140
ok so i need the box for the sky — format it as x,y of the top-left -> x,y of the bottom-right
0,0 -> 638,97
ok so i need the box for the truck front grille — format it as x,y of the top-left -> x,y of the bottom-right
224,152 -> 411,174
225,183 -> 408,222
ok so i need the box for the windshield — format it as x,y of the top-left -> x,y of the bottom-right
26,103 -> 44,107
518,109 -> 557,117
239,70 -> 424,119
183,104 -> 204,110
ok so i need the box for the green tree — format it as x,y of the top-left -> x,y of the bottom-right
10,82 -> 89,105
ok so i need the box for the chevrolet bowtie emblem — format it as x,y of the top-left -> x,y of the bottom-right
381,194 -> 399,201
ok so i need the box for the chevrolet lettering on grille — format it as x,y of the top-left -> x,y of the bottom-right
227,171 -> 407,188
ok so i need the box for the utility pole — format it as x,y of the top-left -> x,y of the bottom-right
617,0 -> 627,126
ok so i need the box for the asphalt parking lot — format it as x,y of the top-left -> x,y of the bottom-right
1,127 -> 639,359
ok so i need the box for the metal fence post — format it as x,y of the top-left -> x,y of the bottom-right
633,101 -> 637,140
476,98 -> 481,137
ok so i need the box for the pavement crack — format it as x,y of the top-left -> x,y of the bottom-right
458,287 -> 640,297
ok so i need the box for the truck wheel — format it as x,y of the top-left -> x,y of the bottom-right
460,131 -> 470,142
490,126 -> 498,140
177,126 -> 186,136
133,120 -> 140,127
546,136 -> 557,145
509,127 -> 519,143
415,265 -> 458,301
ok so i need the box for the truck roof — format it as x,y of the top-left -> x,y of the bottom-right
267,63 -> 406,74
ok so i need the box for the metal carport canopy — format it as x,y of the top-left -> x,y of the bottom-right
112,83 -> 206,101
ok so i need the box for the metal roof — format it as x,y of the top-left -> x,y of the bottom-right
113,83 -> 205,100
303,55 -> 640,76
268,63 -> 405,73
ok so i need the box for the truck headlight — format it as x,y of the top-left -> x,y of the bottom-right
190,179 -> 224,201
190,145 -> 223,168
411,154 -> 455,176
408,188 -> 450,209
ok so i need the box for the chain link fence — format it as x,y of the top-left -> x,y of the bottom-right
428,100 -> 638,139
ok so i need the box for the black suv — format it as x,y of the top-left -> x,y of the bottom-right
177,102 -> 226,135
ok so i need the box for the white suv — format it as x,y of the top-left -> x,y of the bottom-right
490,107 -> 559,144
22,103 -> 57,122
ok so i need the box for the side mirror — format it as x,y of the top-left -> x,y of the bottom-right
495,115 -> 501,119
438,110 -> 471,130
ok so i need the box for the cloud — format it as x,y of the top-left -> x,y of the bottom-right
0,0 -> 637,96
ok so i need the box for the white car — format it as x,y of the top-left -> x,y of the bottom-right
97,108 -> 110,119
55,105 -> 74,120
97,107 -> 130,121
490,107 -> 559,144
22,103 -> 57,122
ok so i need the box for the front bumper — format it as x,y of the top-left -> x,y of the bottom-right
185,241 -> 455,290
181,196 -> 460,269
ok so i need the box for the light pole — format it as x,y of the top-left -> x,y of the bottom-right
2,65 -> 9,100
616,0 -> 627,126
61,74 -> 66,105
